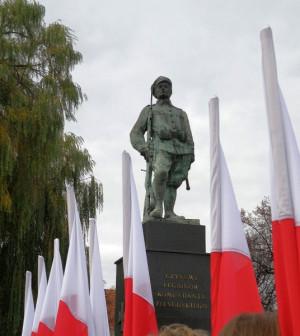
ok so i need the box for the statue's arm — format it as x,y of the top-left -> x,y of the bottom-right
183,111 -> 195,162
183,111 -> 194,146
130,107 -> 149,153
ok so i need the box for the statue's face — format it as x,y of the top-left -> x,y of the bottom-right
155,81 -> 172,99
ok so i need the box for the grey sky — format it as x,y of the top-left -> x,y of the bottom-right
40,0 -> 300,286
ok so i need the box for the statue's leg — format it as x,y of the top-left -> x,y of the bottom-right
164,186 -> 180,218
164,154 -> 192,219
150,151 -> 171,218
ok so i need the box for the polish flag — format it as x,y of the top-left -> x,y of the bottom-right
261,27 -> 300,336
122,151 -> 158,336
37,239 -> 63,336
209,97 -> 263,336
54,184 -> 95,336
89,218 -> 110,336
22,271 -> 35,336
32,256 -> 47,336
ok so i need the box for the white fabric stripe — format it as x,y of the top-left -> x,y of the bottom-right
24,270 -> 30,308
122,151 -> 132,277
261,27 -> 293,219
280,90 -> 300,225
22,271 -> 34,336
62,185 -> 95,336
66,182 -> 76,241
89,219 -> 110,336
32,256 -> 47,332
209,97 -> 222,251
89,218 -> 96,275
209,97 -> 250,256
130,161 -> 154,305
37,256 -> 44,289
122,151 -> 154,306
219,147 -> 250,256
39,239 -> 63,331
127,208 -> 133,279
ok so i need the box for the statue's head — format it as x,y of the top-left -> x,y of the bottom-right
151,76 -> 172,100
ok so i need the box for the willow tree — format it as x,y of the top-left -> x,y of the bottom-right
0,1 -> 103,334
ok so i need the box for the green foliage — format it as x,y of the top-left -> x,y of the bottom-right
0,1 -> 103,334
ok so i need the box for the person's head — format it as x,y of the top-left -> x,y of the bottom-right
151,76 -> 172,100
219,312 -> 279,336
158,323 -> 208,336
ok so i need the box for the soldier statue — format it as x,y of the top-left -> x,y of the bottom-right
130,76 -> 194,221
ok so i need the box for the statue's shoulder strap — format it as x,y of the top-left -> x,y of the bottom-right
177,106 -> 187,115
171,105 -> 184,113
142,104 -> 152,111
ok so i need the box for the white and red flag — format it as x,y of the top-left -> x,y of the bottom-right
54,184 -> 95,336
32,256 -> 47,336
261,27 -> 300,336
209,97 -> 262,336
89,218 -> 110,336
37,239 -> 63,336
122,151 -> 158,336
22,271 -> 35,336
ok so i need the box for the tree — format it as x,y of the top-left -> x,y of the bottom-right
241,198 -> 276,311
0,1 -> 103,334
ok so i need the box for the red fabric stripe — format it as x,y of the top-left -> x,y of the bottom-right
54,301 -> 88,336
32,332 -> 38,336
132,292 -> 158,336
123,278 -> 133,336
211,252 -> 221,336
211,251 -> 262,336
123,277 -> 158,336
36,322 -> 54,336
273,219 -> 300,336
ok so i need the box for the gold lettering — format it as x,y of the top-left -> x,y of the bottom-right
164,273 -> 199,281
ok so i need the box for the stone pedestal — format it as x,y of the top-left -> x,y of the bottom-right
114,219 -> 210,335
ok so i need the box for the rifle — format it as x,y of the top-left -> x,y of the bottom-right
185,177 -> 190,190
143,102 -> 154,218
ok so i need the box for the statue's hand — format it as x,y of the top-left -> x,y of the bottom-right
140,148 -> 150,162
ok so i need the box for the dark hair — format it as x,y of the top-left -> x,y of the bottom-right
219,312 -> 279,336
158,323 -> 209,336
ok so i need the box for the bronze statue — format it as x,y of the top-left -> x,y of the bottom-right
130,76 -> 194,220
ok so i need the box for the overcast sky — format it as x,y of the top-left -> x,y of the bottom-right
40,0 -> 300,286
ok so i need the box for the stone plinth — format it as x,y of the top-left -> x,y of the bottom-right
114,219 -> 210,335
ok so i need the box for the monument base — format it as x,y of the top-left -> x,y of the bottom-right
114,219 -> 210,335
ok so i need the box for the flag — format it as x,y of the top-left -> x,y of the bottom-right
22,271 -> 35,336
32,256 -> 47,336
54,184 -> 95,336
209,97 -> 263,336
89,218 -> 110,336
261,27 -> 300,336
122,151 -> 158,336
37,239 -> 63,336
66,182 -> 77,240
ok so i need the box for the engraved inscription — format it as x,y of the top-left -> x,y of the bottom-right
153,273 -> 209,311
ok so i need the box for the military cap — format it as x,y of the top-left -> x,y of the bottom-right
151,76 -> 172,98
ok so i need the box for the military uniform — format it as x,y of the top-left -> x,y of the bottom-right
130,100 -> 194,188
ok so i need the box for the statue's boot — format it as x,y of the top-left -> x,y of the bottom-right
164,187 -> 185,220
149,202 -> 163,218
165,211 -> 185,220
